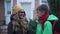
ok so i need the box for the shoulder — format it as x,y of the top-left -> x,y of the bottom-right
29,19 -> 37,27
45,21 -> 52,25
44,21 -> 52,28
8,22 -> 13,27
29,19 -> 37,24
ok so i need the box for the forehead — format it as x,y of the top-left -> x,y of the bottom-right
19,9 -> 24,12
37,10 -> 43,12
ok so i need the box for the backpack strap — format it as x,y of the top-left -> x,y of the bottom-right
48,20 -> 57,34
53,21 -> 57,30
48,20 -> 57,29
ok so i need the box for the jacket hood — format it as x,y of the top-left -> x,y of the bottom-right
47,14 -> 58,20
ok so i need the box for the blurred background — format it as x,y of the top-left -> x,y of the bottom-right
0,0 -> 60,34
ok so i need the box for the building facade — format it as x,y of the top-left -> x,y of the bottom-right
0,0 -> 48,25
0,0 -> 48,34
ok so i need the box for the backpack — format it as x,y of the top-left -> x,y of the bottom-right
50,20 -> 60,32
53,20 -> 60,32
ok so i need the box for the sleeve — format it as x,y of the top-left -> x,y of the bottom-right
28,20 -> 33,34
43,21 -> 53,34
28,20 -> 37,34
8,22 -> 13,34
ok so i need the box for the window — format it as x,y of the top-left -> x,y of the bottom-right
39,0 -> 48,6
42,0 -> 47,3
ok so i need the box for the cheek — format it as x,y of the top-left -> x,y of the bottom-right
38,12 -> 41,15
37,12 -> 43,17
19,13 -> 24,16
22,13 -> 25,15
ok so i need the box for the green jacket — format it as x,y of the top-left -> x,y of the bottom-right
29,14 -> 58,34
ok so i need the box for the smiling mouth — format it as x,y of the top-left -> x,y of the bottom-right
19,15 -> 24,16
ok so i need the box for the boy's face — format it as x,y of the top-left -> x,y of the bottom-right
12,20 -> 18,25
37,10 -> 45,18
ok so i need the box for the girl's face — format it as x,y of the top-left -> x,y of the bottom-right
18,10 -> 25,19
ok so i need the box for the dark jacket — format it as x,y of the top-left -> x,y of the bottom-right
8,21 -> 30,34
8,14 -> 28,34
8,22 -> 23,34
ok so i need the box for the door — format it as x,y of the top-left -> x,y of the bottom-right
21,2 -> 31,21
5,0 -> 12,24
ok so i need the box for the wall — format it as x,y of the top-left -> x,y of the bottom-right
17,0 -> 35,20
33,0 -> 39,19
0,0 -> 5,25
